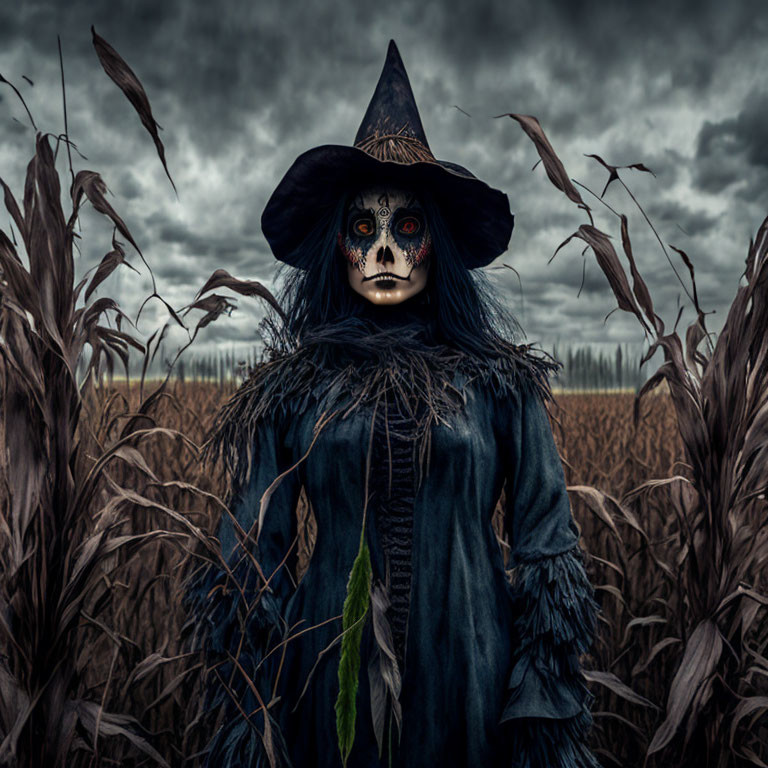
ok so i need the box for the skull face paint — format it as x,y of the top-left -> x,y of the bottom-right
341,186 -> 432,305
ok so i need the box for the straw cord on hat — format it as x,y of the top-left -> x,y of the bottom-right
355,125 -> 437,165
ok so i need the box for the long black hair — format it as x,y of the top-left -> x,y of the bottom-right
269,184 -> 525,359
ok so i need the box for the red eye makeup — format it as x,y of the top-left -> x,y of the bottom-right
398,217 -> 420,236
353,218 -> 375,237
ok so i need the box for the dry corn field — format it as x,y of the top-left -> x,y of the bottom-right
64,381 -> 712,767
2,31 -> 767,768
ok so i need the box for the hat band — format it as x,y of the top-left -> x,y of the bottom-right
355,132 -> 437,164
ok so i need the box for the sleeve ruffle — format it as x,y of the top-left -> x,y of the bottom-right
183,555 -> 293,768
501,545 -> 601,768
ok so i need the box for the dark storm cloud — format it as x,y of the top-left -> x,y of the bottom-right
694,88 -> 768,196
116,170 -> 143,200
645,199 -> 719,237
1,0 -> 767,360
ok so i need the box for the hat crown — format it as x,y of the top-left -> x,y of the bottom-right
353,40 -> 436,164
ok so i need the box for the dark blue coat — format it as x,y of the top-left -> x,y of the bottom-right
190,323 -> 600,768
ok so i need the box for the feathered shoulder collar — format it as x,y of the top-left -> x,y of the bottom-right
203,318 -> 560,486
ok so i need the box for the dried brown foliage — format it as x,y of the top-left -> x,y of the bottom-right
0,33 -> 281,768
502,113 -> 768,765
0,128 -> 212,766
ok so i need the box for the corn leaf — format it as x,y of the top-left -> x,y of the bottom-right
335,541 -> 372,767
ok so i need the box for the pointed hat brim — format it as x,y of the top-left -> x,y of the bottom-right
261,41 -> 514,270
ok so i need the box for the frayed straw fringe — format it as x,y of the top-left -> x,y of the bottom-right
502,546 -> 601,768
202,319 -> 561,492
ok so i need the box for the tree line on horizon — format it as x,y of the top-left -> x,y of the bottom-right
75,341 -> 650,392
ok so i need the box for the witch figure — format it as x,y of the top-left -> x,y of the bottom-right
186,41 -> 601,768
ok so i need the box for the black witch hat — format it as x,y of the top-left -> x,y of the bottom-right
261,40 -> 514,270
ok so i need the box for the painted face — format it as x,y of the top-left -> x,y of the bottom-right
340,186 -> 432,305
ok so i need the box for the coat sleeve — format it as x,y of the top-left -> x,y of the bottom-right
185,410 -> 302,768
497,383 -> 601,768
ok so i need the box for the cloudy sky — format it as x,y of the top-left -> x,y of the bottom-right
1,0 -> 767,372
